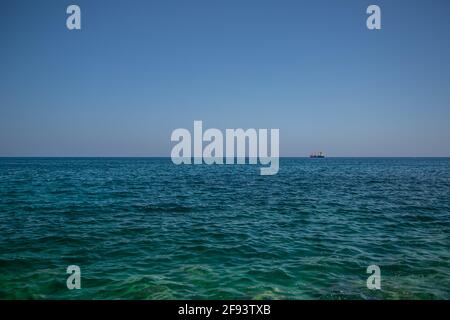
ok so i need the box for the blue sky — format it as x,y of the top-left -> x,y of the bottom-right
1,0 -> 450,156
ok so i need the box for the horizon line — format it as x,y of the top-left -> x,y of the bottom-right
1,156 -> 450,159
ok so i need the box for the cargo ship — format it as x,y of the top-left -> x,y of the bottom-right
310,151 -> 325,158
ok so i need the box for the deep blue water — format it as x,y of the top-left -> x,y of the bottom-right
0,158 -> 449,299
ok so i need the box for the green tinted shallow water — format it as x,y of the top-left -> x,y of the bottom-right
0,158 -> 449,299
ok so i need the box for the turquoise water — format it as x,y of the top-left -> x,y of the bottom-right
0,158 -> 449,299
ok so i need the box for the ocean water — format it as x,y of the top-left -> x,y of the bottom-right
0,157 -> 449,300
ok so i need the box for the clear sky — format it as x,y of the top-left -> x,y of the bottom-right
1,0 -> 450,157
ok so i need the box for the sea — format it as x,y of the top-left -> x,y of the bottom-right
0,157 -> 449,299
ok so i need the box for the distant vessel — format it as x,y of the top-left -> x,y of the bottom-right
310,151 -> 325,158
